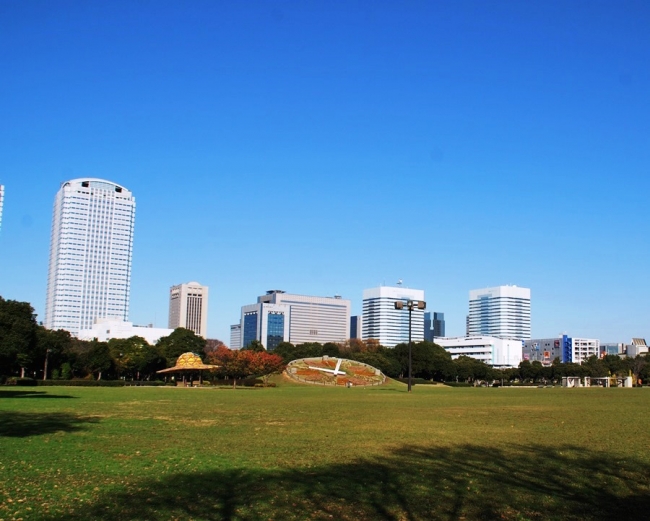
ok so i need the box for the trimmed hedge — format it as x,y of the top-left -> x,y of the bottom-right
36,380 -> 168,387
443,382 -> 473,387
6,377 -> 38,386
37,380 -> 125,387
395,377 -> 441,386
123,381 -> 167,387
209,378 -> 276,388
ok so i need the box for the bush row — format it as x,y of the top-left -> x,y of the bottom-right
5,377 -> 38,386
394,377 -> 441,386
36,380 -> 167,387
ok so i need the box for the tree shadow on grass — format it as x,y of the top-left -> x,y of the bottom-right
41,443 -> 650,521
0,411 -> 98,437
0,389 -> 77,399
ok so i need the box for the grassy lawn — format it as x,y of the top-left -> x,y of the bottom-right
1,380 -> 649,520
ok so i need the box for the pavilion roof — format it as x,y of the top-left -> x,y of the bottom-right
157,352 -> 219,373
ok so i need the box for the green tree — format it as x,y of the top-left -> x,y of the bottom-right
242,339 -> 265,352
393,341 -> 453,381
601,354 -> 626,376
0,297 -> 38,377
350,350 -> 401,378
157,328 -> 207,366
322,342 -> 340,357
84,341 -> 113,380
108,336 -> 151,379
582,355 -> 608,378
36,327 -> 74,380
138,343 -> 167,380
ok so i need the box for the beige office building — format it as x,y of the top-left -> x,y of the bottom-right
168,282 -> 209,338
244,290 -> 350,347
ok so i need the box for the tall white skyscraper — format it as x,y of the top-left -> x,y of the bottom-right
362,286 -> 425,347
168,282 -> 209,338
44,179 -> 136,335
467,285 -> 531,340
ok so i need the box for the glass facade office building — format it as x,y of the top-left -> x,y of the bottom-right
237,290 -> 351,350
239,302 -> 290,350
424,312 -> 445,341
467,285 -> 531,341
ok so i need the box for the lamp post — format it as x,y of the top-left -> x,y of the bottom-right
395,299 -> 426,393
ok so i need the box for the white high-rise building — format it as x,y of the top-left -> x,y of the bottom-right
467,285 -> 531,340
362,286 -> 425,348
168,282 -> 209,338
44,179 -> 136,335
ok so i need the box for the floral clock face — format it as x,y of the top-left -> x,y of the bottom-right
286,357 -> 385,386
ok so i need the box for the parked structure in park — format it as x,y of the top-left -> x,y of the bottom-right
562,375 -> 632,387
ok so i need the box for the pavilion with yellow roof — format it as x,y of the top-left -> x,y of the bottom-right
157,352 -> 219,386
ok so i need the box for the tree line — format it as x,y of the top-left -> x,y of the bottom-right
0,297 -> 286,384
2,296 -> 648,385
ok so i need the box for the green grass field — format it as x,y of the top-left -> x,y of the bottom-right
1,380 -> 649,520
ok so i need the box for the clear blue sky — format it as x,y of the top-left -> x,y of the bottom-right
1,1 -> 648,343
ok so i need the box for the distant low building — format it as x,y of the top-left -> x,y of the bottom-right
77,318 -> 173,345
600,343 -> 624,357
523,336 -> 600,365
626,338 -> 648,357
436,336 -> 522,368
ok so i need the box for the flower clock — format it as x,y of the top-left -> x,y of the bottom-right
285,356 -> 386,387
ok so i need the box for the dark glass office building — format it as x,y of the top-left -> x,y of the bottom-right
424,312 -> 445,341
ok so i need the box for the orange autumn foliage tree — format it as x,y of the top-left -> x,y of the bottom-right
207,346 -> 285,386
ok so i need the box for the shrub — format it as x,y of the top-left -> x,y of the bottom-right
6,377 -> 38,386
37,379 -> 126,387
123,381 -> 166,387
444,382 -> 472,387
395,377 -> 440,386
